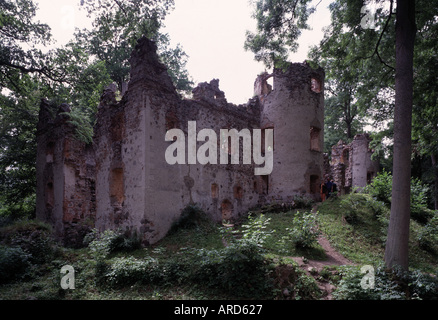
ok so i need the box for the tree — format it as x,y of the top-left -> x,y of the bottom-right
411,1 -> 438,210
0,74 -> 43,218
0,0 -> 59,89
0,0 -> 193,219
384,0 -> 416,270
75,0 -> 193,95
308,0 -> 396,151
244,0 -> 315,69
0,0 -> 56,218
245,0 -> 428,270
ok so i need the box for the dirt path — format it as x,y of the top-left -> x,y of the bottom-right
290,233 -> 355,299
289,205 -> 355,299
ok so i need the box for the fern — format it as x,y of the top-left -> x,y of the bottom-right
60,109 -> 94,144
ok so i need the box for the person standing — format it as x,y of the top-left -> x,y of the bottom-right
331,179 -> 338,197
326,179 -> 333,199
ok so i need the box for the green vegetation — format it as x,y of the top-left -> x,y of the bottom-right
318,193 -> 438,272
0,0 -> 193,219
1,199 -> 436,300
1,0 -> 438,301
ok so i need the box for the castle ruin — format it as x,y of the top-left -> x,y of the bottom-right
35,36 -> 377,247
326,134 -> 380,194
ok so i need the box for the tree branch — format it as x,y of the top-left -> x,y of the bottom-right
0,60 -> 69,84
370,0 -> 395,70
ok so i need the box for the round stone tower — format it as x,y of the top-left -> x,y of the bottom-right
257,62 -> 325,202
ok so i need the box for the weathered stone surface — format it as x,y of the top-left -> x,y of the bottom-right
259,63 -> 325,202
36,100 -> 96,247
36,36 -> 330,245
325,134 -> 380,194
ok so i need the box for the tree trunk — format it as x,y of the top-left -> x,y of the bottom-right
431,154 -> 438,210
384,0 -> 416,271
346,119 -> 352,139
345,99 -> 352,139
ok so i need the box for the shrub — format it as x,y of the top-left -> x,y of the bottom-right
417,214 -> 438,253
260,203 -> 288,213
288,211 -> 320,248
98,239 -> 274,298
339,194 -> 367,224
88,229 -> 141,259
333,265 -> 438,300
0,245 -> 31,284
292,194 -> 315,210
259,195 -> 314,213
239,213 -> 274,248
217,239 -> 273,298
408,269 -> 438,300
0,220 -> 55,264
104,256 -> 160,288
192,239 -> 274,298
293,271 -> 322,300
365,169 -> 393,205
94,260 -> 111,286
167,204 -> 212,235
365,171 -> 432,224
272,262 -> 321,300
333,265 -> 406,300
410,178 -> 434,224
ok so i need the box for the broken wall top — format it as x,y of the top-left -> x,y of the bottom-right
37,99 -> 78,139
128,36 -> 176,94
124,36 -> 261,121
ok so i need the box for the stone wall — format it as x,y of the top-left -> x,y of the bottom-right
36,36 -> 326,246
326,133 -> 380,194
36,101 -> 95,247
258,63 -> 325,202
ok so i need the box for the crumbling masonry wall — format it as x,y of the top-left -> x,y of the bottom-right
257,64 -> 325,202
36,36 -> 326,246
326,133 -> 380,194
36,101 -> 96,247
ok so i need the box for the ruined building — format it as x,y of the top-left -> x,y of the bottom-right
36,36 -> 328,246
325,134 -> 380,194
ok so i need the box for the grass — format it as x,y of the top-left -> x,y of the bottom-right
247,210 -> 327,260
317,195 -> 386,265
317,193 -> 438,273
0,194 -> 437,300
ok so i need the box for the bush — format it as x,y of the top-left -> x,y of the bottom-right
167,204 -> 212,235
410,178 -> 434,224
239,213 -> 274,248
217,239 -> 273,297
365,169 -> 393,205
98,237 -> 274,298
293,271 -> 322,300
417,214 -> 438,253
339,194 -> 367,224
88,229 -> 141,259
333,265 -> 405,300
408,269 -> 438,300
0,245 -> 31,284
333,265 -> 438,300
192,239 -> 273,298
0,220 -> 55,264
292,194 -> 315,210
288,211 -> 320,248
365,171 -> 433,224
259,195 -> 314,213
104,256 -> 160,288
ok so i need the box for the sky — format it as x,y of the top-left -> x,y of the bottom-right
34,0 -> 332,104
